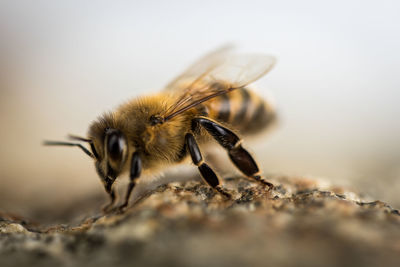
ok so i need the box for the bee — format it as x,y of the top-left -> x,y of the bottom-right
44,46 -> 277,212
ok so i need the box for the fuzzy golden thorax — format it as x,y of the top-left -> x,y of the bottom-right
87,94 -> 194,182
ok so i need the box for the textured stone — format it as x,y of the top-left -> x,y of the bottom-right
1,175 -> 399,267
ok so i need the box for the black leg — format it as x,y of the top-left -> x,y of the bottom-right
102,177 -> 117,212
194,117 -> 273,189
185,133 -> 231,199
96,160 -> 117,213
118,151 -> 142,211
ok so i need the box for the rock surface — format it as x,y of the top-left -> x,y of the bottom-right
1,175 -> 400,267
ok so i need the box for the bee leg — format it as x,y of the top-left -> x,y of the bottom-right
185,133 -> 231,199
102,178 -> 117,213
118,151 -> 142,211
194,117 -> 274,190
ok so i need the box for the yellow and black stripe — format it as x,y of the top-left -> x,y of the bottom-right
204,88 -> 276,135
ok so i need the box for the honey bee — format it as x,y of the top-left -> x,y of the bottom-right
44,46 -> 277,212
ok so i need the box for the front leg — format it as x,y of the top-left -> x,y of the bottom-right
185,133 -> 231,199
194,117 -> 273,189
102,177 -> 117,213
118,151 -> 142,211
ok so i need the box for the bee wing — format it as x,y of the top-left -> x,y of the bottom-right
164,45 -> 236,91
162,47 -> 276,121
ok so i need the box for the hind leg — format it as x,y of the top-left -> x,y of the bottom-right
194,117 -> 273,189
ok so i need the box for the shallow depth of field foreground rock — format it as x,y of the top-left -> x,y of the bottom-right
1,175 -> 399,267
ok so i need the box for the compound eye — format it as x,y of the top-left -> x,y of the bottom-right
107,131 -> 126,162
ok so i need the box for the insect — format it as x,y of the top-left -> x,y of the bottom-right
44,46 -> 277,212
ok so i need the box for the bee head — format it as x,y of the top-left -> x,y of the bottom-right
88,128 -> 130,191
44,113 -> 130,191
82,113 -> 131,188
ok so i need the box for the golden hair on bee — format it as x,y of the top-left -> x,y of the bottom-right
44,46 -> 277,212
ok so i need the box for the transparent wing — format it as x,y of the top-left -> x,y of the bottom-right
162,47 -> 276,121
164,45 -> 236,91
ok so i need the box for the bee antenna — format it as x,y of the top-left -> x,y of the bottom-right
43,140 -> 94,158
68,134 -> 92,142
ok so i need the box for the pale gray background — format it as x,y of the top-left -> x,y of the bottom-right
0,0 -> 399,220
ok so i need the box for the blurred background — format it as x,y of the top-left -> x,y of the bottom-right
0,0 -> 399,223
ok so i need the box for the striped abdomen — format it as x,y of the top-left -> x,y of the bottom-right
203,88 -> 276,135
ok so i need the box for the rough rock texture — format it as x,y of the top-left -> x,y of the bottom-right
1,175 -> 400,267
